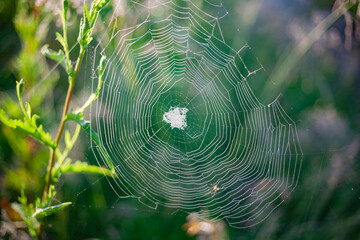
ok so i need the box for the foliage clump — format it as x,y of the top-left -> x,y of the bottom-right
0,0 -> 113,238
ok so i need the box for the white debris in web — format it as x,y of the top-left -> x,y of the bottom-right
163,107 -> 189,130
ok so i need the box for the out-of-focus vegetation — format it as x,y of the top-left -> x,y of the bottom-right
0,0 -> 114,239
1,0 -> 359,239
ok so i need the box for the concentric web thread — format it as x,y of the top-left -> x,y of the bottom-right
89,0 -> 303,228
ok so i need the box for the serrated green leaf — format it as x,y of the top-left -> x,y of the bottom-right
60,160 -> 116,177
13,187 -> 40,238
56,32 -> 67,51
84,2 -> 91,23
25,102 -> 31,117
77,0 -> 109,48
77,18 -> 85,43
0,109 -> 55,148
32,202 -> 72,220
66,112 -> 114,172
41,44 -> 67,71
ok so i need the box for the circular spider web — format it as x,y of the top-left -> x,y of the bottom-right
89,0 -> 303,228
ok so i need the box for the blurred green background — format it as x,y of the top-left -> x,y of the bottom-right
1,0 -> 359,239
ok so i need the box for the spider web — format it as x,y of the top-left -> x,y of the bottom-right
88,0 -> 303,228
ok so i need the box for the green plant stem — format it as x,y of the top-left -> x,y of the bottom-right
42,46 -> 85,202
39,46 -> 85,239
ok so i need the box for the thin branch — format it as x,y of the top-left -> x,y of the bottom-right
42,47 -> 85,202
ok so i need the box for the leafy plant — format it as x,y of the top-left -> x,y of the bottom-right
0,0 -> 113,239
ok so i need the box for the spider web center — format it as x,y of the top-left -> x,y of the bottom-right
163,106 -> 189,130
